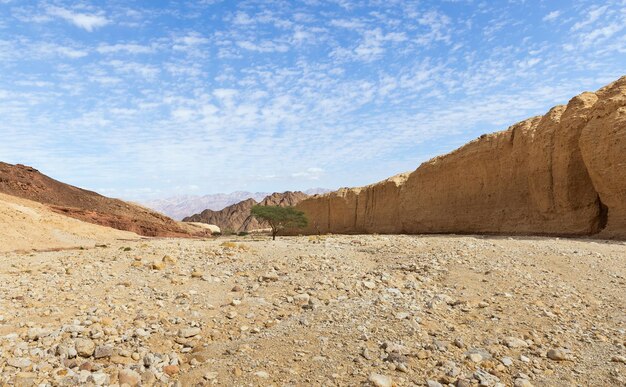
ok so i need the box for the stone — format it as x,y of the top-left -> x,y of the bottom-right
163,365 -> 180,376
611,355 -> 626,363
74,338 -> 95,357
26,327 -> 50,340
254,371 -> 270,378
369,373 -> 393,387
89,372 -> 109,386
15,372 -> 37,385
79,361 -> 93,371
474,369 -> 500,386
504,337 -> 528,348
427,380 -> 443,387
179,327 -> 201,338
514,378 -> 534,387
468,353 -> 483,363
500,357 -> 513,367
456,380 -> 472,387
152,261 -> 166,270
118,368 -> 141,386
363,281 -> 376,289
204,371 -> 219,380
262,272 -> 279,282
110,355 -> 134,365
547,348 -> 568,361
142,370 -> 156,385
7,357 -> 32,369
293,293 -> 310,305
163,255 -> 178,264
94,345 -> 113,359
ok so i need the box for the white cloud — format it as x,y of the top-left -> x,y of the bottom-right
32,43 -> 88,59
237,40 -> 289,53
232,11 -> 254,25
330,19 -> 365,30
46,6 -> 110,32
543,11 -> 561,22
292,167 -> 324,180
97,43 -> 155,54
2,0 -> 626,199
572,5 -> 608,31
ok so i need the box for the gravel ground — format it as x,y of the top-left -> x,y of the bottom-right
0,234 -> 624,386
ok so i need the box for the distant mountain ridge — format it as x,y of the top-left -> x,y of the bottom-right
183,191 -> 309,232
144,188 -> 330,220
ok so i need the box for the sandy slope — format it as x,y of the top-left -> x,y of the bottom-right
0,192 -> 138,252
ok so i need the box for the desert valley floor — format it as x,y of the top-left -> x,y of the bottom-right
0,234 -> 624,386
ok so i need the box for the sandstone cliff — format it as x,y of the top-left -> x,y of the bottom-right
0,162 -> 199,237
295,76 -> 626,239
183,191 -> 309,232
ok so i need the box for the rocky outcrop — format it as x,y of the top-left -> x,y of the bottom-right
0,162 -> 199,237
295,76 -> 626,239
183,191 -> 309,232
184,198 -> 258,233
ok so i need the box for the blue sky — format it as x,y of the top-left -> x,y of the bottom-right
1,0 -> 625,200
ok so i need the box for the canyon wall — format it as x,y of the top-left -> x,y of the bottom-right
295,76 -> 626,239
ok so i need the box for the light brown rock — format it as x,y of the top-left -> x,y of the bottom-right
294,76 -> 626,239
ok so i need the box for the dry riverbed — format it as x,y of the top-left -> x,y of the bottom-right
0,235 -> 625,386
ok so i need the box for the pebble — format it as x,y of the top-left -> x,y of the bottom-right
7,357 -> 32,369
369,373 -> 393,387
504,337 -> 528,348
179,327 -> 201,338
468,353 -> 483,363
0,235 -> 622,386
547,348 -> 568,361
163,365 -> 180,376
611,355 -> 626,363
118,368 -> 141,386
90,372 -> 109,386
262,272 -> 279,282
94,345 -> 113,359
363,281 -> 376,289
514,378 -> 534,387
74,338 -> 95,357
474,369 -> 500,386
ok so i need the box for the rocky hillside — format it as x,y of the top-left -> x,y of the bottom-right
0,162 -> 198,237
295,76 -> 626,239
0,192 -> 138,252
183,191 -> 308,232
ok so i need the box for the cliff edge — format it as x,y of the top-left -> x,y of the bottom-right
295,76 -> 626,239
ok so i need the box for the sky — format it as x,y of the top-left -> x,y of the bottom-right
1,0 -> 625,200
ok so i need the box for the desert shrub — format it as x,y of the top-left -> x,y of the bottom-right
250,205 -> 308,240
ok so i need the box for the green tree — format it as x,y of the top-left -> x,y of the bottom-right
250,205 -> 308,240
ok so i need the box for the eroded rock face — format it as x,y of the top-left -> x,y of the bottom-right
579,78 -> 626,238
296,76 -> 626,238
